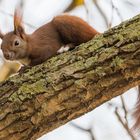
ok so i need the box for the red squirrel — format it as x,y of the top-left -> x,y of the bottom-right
0,9 -> 99,66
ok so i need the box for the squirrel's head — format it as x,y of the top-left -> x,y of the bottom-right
0,9 -> 28,61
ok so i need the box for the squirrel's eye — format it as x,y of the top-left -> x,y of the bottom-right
14,40 -> 20,46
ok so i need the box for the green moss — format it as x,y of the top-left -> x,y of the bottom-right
52,79 -> 74,91
120,43 -> 137,52
95,67 -> 106,77
9,79 -> 47,102
86,70 -> 98,80
98,47 -> 119,62
18,93 -> 32,101
62,61 -> 86,75
88,41 -> 104,52
8,92 -> 21,102
111,56 -> 124,68
75,78 -> 88,88
115,34 -> 124,41
85,55 -> 98,68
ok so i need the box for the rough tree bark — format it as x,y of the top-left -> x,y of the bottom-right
0,14 -> 140,140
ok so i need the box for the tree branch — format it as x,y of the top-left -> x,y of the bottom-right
0,14 -> 140,140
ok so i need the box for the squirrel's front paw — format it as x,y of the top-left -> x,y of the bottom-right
18,66 -> 31,74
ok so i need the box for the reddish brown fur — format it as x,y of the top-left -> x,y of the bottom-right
0,30 -> 4,39
26,15 -> 99,65
52,15 -> 99,45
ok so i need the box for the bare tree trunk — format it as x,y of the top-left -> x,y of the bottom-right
0,14 -> 140,140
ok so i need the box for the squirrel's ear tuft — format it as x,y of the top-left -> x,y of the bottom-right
14,8 -> 25,39
0,31 -> 4,39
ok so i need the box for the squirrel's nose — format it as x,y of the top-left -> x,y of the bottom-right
4,51 -> 15,60
4,52 -> 14,60
4,52 -> 10,59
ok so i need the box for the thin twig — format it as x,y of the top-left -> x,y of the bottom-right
115,107 -> 137,140
92,0 -> 109,28
70,123 -> 96,140
19,0 -> 24,8
84,1 -> 90,23
120,95 -> 128,124
109,0 -> 123,28
123,0 -> 135,7
108,0 -> 115,28
112,3 -> 123,21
